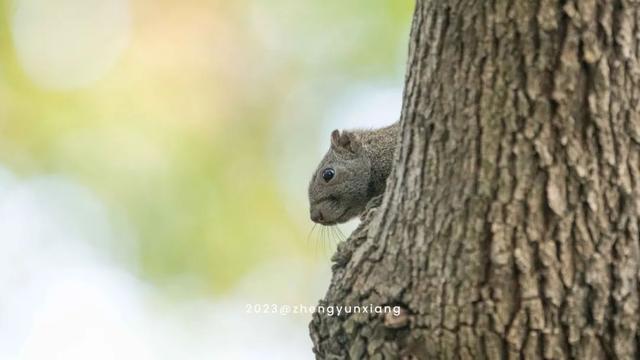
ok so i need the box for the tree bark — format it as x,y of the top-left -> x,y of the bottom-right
310,0 -> 640,358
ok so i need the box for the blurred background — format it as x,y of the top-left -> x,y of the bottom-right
0,0 -> 412,358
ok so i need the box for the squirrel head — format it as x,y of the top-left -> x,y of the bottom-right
308,129 -> 372,225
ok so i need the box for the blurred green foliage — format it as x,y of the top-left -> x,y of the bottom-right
0,0 -> 413,292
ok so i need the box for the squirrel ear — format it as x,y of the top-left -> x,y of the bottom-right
331,130 -> 342,147
331,129 -> 361,153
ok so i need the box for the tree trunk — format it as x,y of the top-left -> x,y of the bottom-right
310,0 -> 640,358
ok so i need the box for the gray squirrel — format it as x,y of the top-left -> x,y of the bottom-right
308,121 -> 399,224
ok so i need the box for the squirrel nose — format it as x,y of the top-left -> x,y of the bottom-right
310,209 -> 324,223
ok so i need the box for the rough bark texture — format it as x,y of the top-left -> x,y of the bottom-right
310,0 -> 640,358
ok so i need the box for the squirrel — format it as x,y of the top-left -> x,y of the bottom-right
308,121 -> 399,225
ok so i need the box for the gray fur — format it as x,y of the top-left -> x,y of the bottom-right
308,121 -> 399,224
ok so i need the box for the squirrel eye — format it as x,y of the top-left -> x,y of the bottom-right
322,168 -> 335,182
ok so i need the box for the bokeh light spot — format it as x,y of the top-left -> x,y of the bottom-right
11,0 -> 131,90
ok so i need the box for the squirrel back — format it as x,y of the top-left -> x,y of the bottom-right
308,121 -> 399,224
